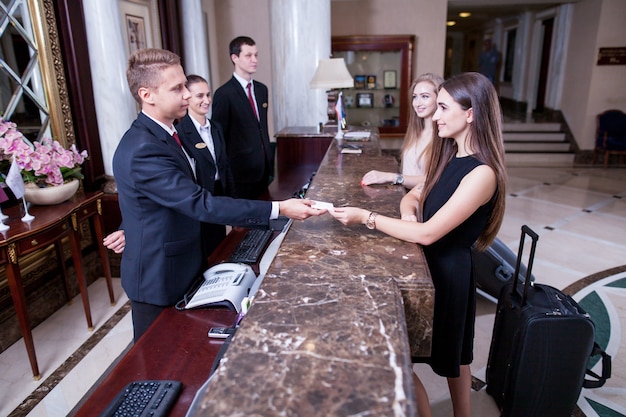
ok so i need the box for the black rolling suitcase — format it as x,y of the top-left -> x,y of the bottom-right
486,225 -> 611,417
472,237 -> 534,300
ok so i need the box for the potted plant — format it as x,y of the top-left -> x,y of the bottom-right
0,119 -> 88,204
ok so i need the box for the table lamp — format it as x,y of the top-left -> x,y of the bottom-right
310,58 -> 354,139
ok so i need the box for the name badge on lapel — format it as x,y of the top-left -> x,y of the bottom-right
195,143 -> 207,149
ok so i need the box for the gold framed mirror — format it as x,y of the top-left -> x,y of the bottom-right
0,0 -> 74,147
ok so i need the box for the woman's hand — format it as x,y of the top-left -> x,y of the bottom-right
103,230 -> 125,253
361,170 -> 395,186
400,188 -> 420,221
401,214 -> 418,222
329,207 -> 369,226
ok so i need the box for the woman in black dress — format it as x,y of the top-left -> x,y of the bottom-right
331,72 -> 507,417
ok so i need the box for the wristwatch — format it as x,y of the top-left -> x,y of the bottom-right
394,174 -> 405,185
366,212 -> 378,230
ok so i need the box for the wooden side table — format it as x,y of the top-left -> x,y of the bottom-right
0,191 -> 114,380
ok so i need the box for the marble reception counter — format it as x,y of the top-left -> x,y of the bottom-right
196,128 -> 434,416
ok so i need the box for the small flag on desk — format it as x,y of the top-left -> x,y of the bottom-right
335,91 -> 346,129
5,159 -> 25,199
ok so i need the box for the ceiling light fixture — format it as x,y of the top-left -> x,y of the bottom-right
446,21 -> 456,27
459,12 -> 471,18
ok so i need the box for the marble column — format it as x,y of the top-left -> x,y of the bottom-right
180,0 -> 211,82
82,0 -> 136,183
269,0 -> 331,131
545,4 -> 572,110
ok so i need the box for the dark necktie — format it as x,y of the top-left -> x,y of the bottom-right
246,82 -> 258,120
172,131 -> 182,147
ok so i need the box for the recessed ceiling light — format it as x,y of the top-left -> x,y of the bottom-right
459,12 -> 471,18
447,21 -> 456,27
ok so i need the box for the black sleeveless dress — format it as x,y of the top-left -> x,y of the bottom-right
419,156 -> 495,378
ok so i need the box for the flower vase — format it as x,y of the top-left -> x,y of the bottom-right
24,179 -> 80,205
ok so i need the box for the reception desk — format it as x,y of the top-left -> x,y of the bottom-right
196,128 -> 434,416
74,127 -> 434,417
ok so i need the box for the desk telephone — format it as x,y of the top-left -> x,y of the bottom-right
183,263 -> 256,312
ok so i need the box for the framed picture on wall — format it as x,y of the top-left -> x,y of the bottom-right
125,14 -> 146,54
383,70 -> 397,89
354,75 -> 366,89
366,75 -> 376,89
357,93 -> 373,108
119,0 -> 162,57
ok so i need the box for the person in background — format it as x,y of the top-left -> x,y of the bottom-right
176,74 -> 236,258
478,38 -> 500,84
330,72 -> 507,417
361,73 -> 444,189
113,48 -> 324,342
212,36 -> 273,199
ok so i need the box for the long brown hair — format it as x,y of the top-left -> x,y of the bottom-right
400,73 -> 444,172
421,72 -> 507,250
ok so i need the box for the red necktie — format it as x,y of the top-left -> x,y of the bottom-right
247,82 -> 258,120
172,131 -> 182,147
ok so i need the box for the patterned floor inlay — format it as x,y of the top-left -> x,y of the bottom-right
567,266 -> 626,417
471,266 -> 626,417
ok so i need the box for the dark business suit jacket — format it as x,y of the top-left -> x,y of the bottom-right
176,114 -> 237,257
212,77 -> 273,194
113,112 -> 271,306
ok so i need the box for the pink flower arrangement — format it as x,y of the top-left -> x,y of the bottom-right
0,119 -> 88,187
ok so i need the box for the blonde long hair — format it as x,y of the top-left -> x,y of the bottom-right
421,72 -> 507,250
400,73 -> 444,173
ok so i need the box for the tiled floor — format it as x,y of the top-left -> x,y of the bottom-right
2,165 -> 626,417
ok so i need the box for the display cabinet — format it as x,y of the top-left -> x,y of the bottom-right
332,35 -> 415,138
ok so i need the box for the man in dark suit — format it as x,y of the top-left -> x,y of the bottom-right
212,36 -> 273,199
113,49 -> 324,342
176,74 -> 236,257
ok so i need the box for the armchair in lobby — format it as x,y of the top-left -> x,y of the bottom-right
593,109 -> 626,167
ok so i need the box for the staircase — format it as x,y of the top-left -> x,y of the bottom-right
503,120 -> 576,166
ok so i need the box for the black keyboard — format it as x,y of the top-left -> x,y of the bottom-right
229,228 -> 272,264
100,380 -> 182,417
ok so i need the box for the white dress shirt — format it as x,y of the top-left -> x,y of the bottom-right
190,116 -> 219,180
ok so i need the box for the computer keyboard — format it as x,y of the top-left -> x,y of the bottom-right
100,380 -> 182,417
229,228 -> 272,264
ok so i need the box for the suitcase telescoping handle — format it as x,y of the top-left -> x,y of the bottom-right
511,225 -> 539,306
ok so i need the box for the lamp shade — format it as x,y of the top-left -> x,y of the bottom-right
309,58 -> 354,89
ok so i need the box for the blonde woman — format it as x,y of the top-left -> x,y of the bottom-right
361,73 -> 444,189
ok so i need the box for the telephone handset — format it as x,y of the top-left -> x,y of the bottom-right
182,263 -> 257,312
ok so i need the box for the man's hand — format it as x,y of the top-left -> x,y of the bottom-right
279,199 -> 327,220
103,230 -> 125,253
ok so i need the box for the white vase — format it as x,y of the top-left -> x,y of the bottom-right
24,179 -> 80,205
